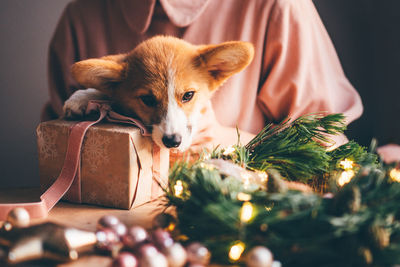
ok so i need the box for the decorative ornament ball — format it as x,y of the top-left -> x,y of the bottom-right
97,215 -> 120,230
122,226 -> 148,248
164,243 -> 187,267
186,242 -> 211,265
151,228 -> 174,249
6,208 -> 30,228
153,213 -> 176,229
141,252 -> 168,267
138,244 -> 159,258
113,223 -> 127,237
96,228 -> 120,251
112,252 -> 138,267
246,246 -> 273,267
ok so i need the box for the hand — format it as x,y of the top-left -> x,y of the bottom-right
192,101 -> 255,150
377,144 -> 400,164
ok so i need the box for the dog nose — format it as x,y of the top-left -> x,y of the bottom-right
162,134 -> 182,148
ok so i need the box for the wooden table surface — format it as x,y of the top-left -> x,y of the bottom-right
0,187 -> 171,267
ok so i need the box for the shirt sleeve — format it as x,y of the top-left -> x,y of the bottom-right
42,3 -> 81,121
257,0 -> 363,126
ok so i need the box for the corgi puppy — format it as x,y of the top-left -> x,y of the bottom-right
64,36 -> 254,151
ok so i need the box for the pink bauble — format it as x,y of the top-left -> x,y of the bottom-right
138,244 -> 159,258
97,215 -> 120,230
141,252 -> 168,267
186,242 -> 210,265
112,252 -> 138,267
6,208 -> 30,228
246,246 -> 273,267
151,228 -> 174,250
96,228 -> 119,251
164,243 -> 187,267
122,226 -> 148,248
113,223 -> 127,237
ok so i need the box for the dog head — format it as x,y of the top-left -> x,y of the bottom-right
71,36 -> 254,151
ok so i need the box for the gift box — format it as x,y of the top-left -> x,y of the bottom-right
36,119 -> 169,209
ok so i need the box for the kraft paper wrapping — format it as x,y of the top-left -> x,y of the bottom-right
36,120 -> 169,209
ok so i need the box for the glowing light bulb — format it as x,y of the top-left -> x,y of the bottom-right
228,242 -> 245,261
340,158 -> 354,170
240,201 -> 254,223
338,170 -> 355,186
390,168 -> 400,182
223,145 -> 235,156
174,180 -> 183,197
237,192 -> 252,201
167,222 -> 176,232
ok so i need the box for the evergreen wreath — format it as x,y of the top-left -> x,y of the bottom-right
163,114 -> 400,266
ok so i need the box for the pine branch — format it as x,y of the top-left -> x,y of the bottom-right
208,113 -> 376,184
245,113 -> 346,152
246,113 -> 346,182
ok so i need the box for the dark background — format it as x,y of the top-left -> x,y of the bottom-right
315,0 -> 400,146
0,0 -> 399,188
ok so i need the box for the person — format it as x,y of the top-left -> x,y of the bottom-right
43,0 -> 363,152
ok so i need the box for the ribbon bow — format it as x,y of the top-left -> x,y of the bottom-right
86,100 -> 151,136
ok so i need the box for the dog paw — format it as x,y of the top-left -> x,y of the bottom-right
63,88 -> 106,119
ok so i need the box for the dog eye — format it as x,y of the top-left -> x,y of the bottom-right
182,91 -> 195,103
140,95 -> 157,107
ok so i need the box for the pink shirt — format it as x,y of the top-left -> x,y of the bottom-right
44,0 -> 363,136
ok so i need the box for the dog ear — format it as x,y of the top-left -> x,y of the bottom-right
71,54 -> 127,94
196,41 -> 254,88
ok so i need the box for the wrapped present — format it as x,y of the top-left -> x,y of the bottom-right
36,119 -> 169,209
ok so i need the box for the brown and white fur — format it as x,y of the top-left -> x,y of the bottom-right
64,36 -> 254,151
